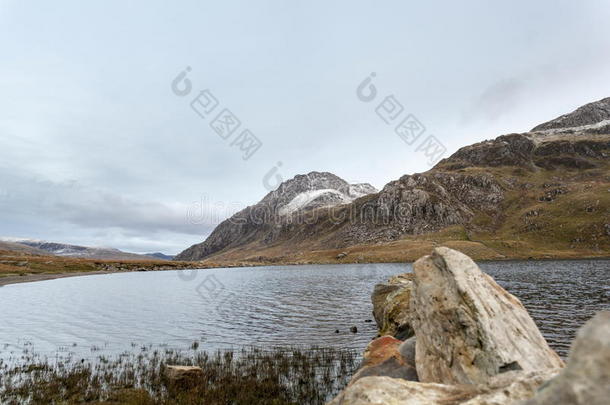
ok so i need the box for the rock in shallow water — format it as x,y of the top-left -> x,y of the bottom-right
409,247 -> 564,385
371,273 -> 414,340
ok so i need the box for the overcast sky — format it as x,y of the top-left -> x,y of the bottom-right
1,0 -> 610,254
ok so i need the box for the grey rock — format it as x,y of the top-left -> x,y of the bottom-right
371,273 -> 414,339
348,336 -> 418,386
328,369 -> 561,405
409,247 -> 564,385
164,365 -> 203,388
398,337 -> 417,366
523,311 -> 610,405
532,97 -> 610,131
328,376 -> 472,405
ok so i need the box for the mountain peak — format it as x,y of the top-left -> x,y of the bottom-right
532,97 -> 610,132
175,171 -> 377,261
260,171 -> 376,212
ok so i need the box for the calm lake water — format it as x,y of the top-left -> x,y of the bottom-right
1,260 -> 608,360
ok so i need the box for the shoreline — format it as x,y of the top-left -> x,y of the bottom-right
1,255 -> 608,287
0,270 -> 118,287
0,267 -> 211,287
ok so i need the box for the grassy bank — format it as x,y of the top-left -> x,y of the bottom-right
0,249 -> 206,285
0,346 -> 358,405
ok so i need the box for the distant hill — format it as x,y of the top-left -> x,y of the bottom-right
0,241 -> 50,255
176,97 -> 610,263
0,238 -> 153,261
144,252 -> 175,261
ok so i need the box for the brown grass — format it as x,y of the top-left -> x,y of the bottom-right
0,250 -> 206,283
0,346 -> 358,405
196,163 -> 610,266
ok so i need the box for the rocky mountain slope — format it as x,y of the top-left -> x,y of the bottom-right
532,97 -> 610,132
0,238 -> 153,261
176,98 -> 610,263
176,173 -> 377,260
0,241 -> 49,256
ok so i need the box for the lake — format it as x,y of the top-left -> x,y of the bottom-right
1,260 -> 608,360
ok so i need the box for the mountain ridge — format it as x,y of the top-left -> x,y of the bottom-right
176,98 -> 610,263
0,238 -> 161,261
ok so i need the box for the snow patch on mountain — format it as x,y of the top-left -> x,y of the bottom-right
278,189 -> 352,216
532,119 -> 610,135
349,183 -> 378,199
278,183 -> 378,216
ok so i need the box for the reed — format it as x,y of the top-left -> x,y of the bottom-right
0,345 -> 359,405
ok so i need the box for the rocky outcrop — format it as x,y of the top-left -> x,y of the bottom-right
434,131 -> 609,171
438,133 -> 536,169
523,311 -> 610,405
410,247 -> 564,385
532,97 -> 610,131
336,172 -> 504,244
329,247 -> 572,405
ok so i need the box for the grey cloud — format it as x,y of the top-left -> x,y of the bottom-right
462,77 -> 526,124
1,0 -> 610,253
0,169 -> 234,240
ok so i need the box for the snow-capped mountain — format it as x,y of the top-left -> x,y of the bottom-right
273,174 -> 377,217
175,172 -> 377,260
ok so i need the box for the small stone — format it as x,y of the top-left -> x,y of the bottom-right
164,365 -> 203,387
334,329 -> 340,334
350,326 -> 358,333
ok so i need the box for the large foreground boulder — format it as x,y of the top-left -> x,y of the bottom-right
409,247 -> 564,385
523,311 -> 610,405
328,247 -> 580,405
